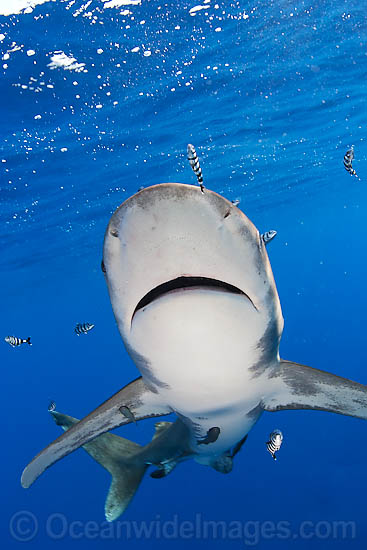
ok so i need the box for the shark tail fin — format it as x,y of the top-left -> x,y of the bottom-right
263,360 -> 367,419
104,461 -> 147,522
50,411 -> 147,521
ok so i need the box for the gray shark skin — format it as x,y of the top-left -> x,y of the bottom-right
21,183 -> 367,519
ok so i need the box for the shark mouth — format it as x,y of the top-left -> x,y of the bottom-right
132,276 -> 257,320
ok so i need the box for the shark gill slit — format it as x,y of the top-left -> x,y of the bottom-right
131,275 -> 258,323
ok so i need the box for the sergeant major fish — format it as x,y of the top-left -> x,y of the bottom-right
343,148 -> 358,177
266,429 -> 283,461
5,336 -> 31,348
187,143 -> 204,192
75,323 -> 95,335
261,230 -> 277,245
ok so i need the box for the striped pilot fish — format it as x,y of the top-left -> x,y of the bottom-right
187,143 -> 204,192
343,148 -> 358,177
75,322 -> 95,336
5,336 -> 31,347
48,401 -> 56,412
261,230 -> 277,245
266,429 -> 283,460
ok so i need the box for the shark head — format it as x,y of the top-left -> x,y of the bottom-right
21,182 -> 367,521
103,183 -> 284,352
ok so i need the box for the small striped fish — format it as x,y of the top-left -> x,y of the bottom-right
48,400 -> 56,412
187,143 -> 204,192
266,429 -> 283,460
5,336 -> 31,348
75,322 -> 95,336
343,148 -> 358,177
262,230 -> 277,245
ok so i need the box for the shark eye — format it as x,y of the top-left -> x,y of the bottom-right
101,260 -> 106,273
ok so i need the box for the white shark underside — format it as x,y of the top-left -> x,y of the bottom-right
21,183 -> 367,517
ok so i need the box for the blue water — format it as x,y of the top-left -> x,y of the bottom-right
1,0 -> 367,548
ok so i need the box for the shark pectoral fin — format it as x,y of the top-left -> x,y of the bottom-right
263,360 -> 367,419
21,377 -> 171,490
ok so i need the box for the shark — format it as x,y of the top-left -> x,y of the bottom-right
21,182 -> 367,520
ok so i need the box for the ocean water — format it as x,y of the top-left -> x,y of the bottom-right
1,0 -> 367,548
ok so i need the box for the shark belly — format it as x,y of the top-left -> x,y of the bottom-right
128,287 -> 271,454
